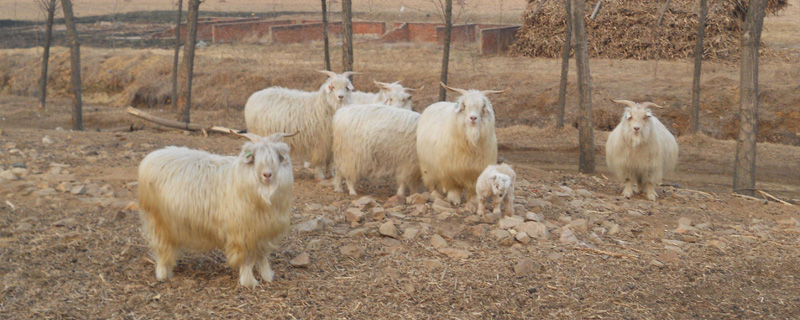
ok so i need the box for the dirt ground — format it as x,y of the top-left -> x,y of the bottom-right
2,1 -> 800,319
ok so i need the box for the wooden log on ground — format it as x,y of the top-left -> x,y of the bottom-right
125,107 -> 241,136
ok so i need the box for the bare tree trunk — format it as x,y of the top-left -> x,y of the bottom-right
438,0 -> 453,101
689,0 -> 707,134
556,0 -> 572,129
322,0 -> 331,71
653,0 -> 672,78
733,0 -> 767,196
177,0 -> 200,123
571,0 -> 594,174
342,0 -> 353,74
171,0 -> 182,110
38,0 -> 56,111
61,0 -> 82,131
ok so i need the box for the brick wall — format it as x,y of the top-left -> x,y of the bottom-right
435,24 -> 478,44
480,25 -> 520,55
212,20 -> 294,43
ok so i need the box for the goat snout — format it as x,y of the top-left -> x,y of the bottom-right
633,126 -> 640,132
262,172 -> 273,181
337,94 -> 344,100
469,115 -> 478,123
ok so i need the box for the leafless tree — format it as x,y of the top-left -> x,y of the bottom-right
690,0 -> 708,134
438,0 -> 453,101
321,0 -> 331,71
571,0 -> 595,173
652,0 -> 672,78
342,0 -> 353,75
556,0 -> 572,128
37,0 -> 57,111
733,0 -> 767,196
177,0 -> 201,123
172,0 -> 182,111
61,0 -> 82,130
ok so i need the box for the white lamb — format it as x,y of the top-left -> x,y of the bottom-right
137,131 -> 295,288
244,70 -> 355,180
605,99 -> 679,201
350,80 -> 416,110
332,104 -> 422,196
475,163 -> 517,216
416,82 -> 504,205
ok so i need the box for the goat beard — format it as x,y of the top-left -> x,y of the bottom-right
465,123 -> 482,147
630,132 -> 643,148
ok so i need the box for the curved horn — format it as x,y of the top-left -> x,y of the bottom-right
268,131 -> 299,143
440,82 -> 469,96
641,102 -> 664,109
317,70 -> 337,78
480,89 -> 506,96
406,84 -> 425,92
611,99 -> 638,108
342,71 -> 360,78
373,80 -> 392,90
229,129 -> 262,143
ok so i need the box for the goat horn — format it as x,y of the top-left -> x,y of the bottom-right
341,71 -> 360,78
268,131 -> 299,143
611,99 -> 638,108
641,102 -> 664,109
229,129 -> 262,143
317,70 -> 338,78
480,89 -> 507,96
440,82 -> 469,96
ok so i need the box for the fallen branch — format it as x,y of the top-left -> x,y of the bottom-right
573,247 -> 636,260
732,192 -> 766,202
590,0 -> 603,20
757,190 -> 793,206
125,107 -> 241,136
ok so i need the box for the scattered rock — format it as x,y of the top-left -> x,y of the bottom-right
35,188 -> 57,197
678,217 -> 693,226
569,219 -> 589,233
406,193 -> 428,205
568,200 -> 584,208
294,218 -> 324,233
421,259 -> 443,270
490,229 -> 511,241
547,252 -> 563,260
53,218 -> 78,228
529,199 -> 552,209
514,259 -> 536,276
347,228 -> 368,237
777,218 -> 800,227
345,208 -> 365,223
437,248 -> 470,259
0,170 -> 17,181
576,189 -> 592,197
70,185 -> 87,195
468,224 -> 487,238
403,227 -> 420,240
664,245 -> 683,254
379,221 -> 399,238
662,239 -> 686,247
306,203 -> 323,211
559,227 -> 578,244
11,167 -> 28,177
432,198 -> 456,213
385,195 -> 406,207
515,232 -> 531,244
16,222 -> 33,231
11,162 -> 26,169
525,211 -> 543,222
371,207 -> 387,220
339,244 -> 363,259
480,213 -> 500,224
656,251 -> 680,265
430,234 -> 448,249
559,186 -> 573,194
289,252 -> 310,267
353,196 -> 378,208
706,240 -> 727,250
627,210 -> 643,216
674,224 -> 698,234
498,215 -> 524,229
41,136 -> 53,145
411,204 -> 427,216
607,223 -> 620,235
55,182 -> 71,193
695,222 -> 712,230
516,221 -> 549,240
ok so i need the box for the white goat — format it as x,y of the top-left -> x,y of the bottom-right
350,80 -> 417,110
244,70 -> 355,180
137,131 -> 295,288
332,104 -> 422,196
605,99 -> 678,201
475,163 -> 516,216
416,83 -> 504,205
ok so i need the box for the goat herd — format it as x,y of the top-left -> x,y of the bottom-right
136,70 -> 679,287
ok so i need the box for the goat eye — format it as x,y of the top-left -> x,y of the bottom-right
278,154 -> 285,163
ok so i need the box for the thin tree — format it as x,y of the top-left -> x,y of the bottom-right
342,0 -> 353,74
177,0 -> 201,123
689,0 -> 708,134
61,0 -> 82,130
438,0 -> 453,101
321,0 -> 331,71
38,0 -> 57,111
571,0 -> 595,173
733,0 -> 768,196
556,0 -> 572,128
171,0 -> 182,110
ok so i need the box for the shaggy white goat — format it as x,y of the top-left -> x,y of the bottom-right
475,163 -> 517,216
416,83 -> 504,205
244,70 -> 356,180
350,80 -> 417,110
605,99 -> 678,201
332,104 -> 422,196
137,132 -> 295,288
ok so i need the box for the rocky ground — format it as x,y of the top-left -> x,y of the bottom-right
1,103 -> 799,318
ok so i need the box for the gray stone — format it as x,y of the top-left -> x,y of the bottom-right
515,232 -> 531,244
525,211 -> 543,222
516,221 -> 549,240
294,219 -> 324,233
345,208 -> 365,223
53,218 -> 78,228
514,259 -> 536,276
289,252 -> 310,267
403,227 -> 420,240
490,229 -> 511,241
339,245 -> 363,258
379,221 -> 400,238
569,219 -> 589,233
576,189 -> 592,197
437,248 -> 470,259
70,185 -> 87,195
678,217 -> 693,226
559,227 -> 578,244
430,234 -> 448,249
498,215 -> 524,229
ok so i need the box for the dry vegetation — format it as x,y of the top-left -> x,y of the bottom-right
1,0 -> 799,318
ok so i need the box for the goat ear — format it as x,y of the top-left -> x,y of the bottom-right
325,84 -> 333,93
454,102 -> 463,113
240,146 -> 255,164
